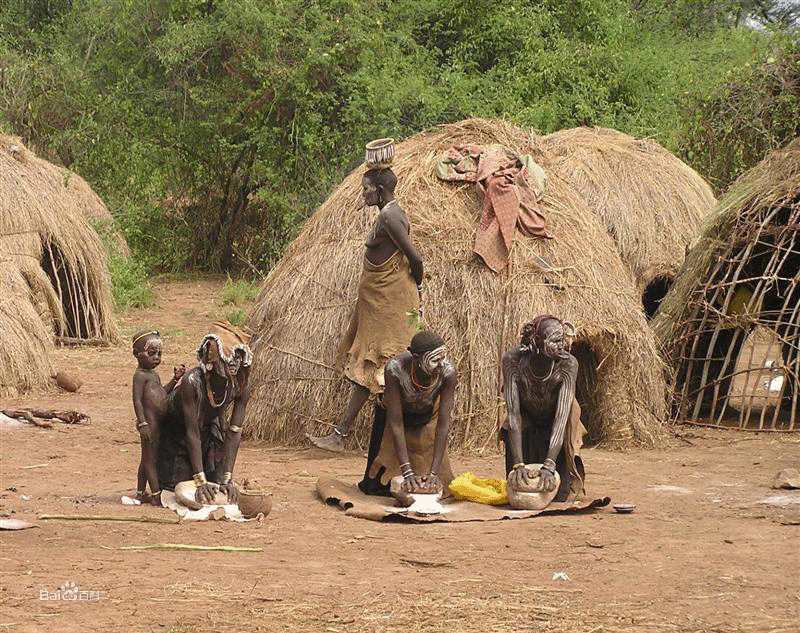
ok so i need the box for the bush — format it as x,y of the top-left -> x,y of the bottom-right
107,253 -> 154,312
216,277 -> 260,307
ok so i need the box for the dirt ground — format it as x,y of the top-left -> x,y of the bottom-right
1,279 -> 798,633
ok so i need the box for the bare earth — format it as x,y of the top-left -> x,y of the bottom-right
1,279 -> 798,633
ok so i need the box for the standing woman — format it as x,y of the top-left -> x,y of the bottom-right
359,331 -> 457,496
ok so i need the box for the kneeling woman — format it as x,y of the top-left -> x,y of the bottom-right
157,322 -> 252,505
359,331 -> 457,496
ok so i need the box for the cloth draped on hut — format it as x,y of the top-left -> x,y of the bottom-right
336,250 -> 420,394
436,144 -> 550,272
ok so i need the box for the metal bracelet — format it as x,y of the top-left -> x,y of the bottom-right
512,462 -> 525,470
542,459 -> 556,474
229,425 -> 242,433
221,471 -> 232,485
193,472 -> 208,486
137,421 -> 149,429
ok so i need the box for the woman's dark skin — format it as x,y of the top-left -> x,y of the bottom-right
308,168 -> 423,452
176,352 -> 248,504
383,351 -> 456,495
502,320 -> 578,493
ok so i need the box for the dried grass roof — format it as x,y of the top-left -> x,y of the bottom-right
541,127 -> 716,294
0,136 -> 118,396
652,137 -> 800,429
653,137 -> 800,346
247,118 -> 668,449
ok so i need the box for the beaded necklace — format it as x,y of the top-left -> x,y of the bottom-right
410,361 -> 436,393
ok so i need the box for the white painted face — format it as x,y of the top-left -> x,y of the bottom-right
213,351 -> 242,378
541,324 -> 565,359
419,346 -> 448,375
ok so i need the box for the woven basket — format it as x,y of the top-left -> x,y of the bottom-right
365,137 -> 395,169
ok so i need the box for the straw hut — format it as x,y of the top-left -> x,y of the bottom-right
652,138 -> 800,431
541,127 -> 716,317
247,118 -> 667,449
0,136 -> 118,396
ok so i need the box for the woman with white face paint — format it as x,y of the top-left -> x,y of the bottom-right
156,322 -> 253,505
501,315 -> 587,502
358,331 -> 458,497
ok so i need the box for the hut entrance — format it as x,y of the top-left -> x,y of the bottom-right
40,240 -> 91,339
642,276 -> 672,320
571,341 -> 601,445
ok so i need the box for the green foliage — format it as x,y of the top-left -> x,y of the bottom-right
1,0 -> 796,277
680,36 -> 800,191
224,307 -> 248,327
216,276 -> 259,307
107,252 -> 154,312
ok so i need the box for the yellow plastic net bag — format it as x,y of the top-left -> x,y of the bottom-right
449,472 -> 508,505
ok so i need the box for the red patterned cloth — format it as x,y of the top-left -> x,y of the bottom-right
437,144 -> 550,272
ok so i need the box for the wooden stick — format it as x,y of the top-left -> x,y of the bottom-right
680,421 -> 796,433
119,544 -> 262,552
1,410 -> 53,429
39,514 -> 180,524
2,408 -> 89,425
54,336 -> 110,347
266,345 -> 335,371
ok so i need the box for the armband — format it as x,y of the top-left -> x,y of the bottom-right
193,472 -> 208,486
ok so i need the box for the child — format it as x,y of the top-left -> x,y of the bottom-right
131,330 -> 185,505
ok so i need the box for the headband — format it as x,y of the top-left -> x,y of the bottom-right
132,330 -> 159,349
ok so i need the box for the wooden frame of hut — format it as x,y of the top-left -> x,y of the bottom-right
247,119 -> 680,449
653,139 -> 800,431
0,136 -> 118,396
541,127 -> 716,318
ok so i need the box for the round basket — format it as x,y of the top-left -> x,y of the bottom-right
365,137 -> 395,169
238,491 -> 273,518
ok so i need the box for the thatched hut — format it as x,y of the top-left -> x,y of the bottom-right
247,119 -> 668,449
0,136 -> 118,396
541,127 -> 716,317
652,138 -> 800,431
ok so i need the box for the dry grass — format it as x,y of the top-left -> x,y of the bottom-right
0,135 -> 118,396
541,127 -> 716,293
246,118 -> 670,449
652,137 -> 800,429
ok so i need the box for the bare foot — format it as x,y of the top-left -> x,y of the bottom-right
306,432 -> 345,453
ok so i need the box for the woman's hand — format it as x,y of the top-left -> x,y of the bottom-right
420,473 -> 443,495
194,483 -> 217,504
219,482 -> 239,504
